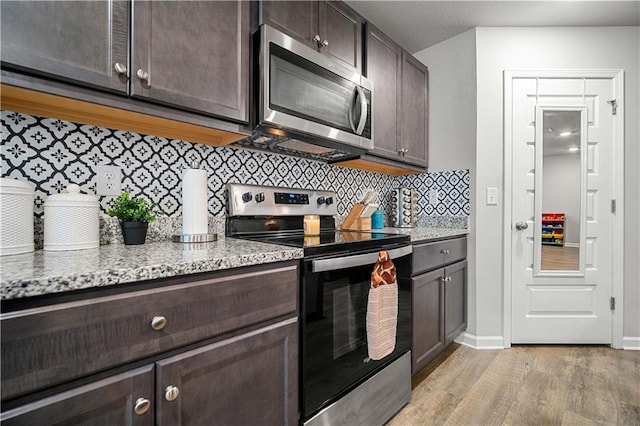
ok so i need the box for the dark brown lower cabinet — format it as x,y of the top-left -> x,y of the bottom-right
444,260 -> 467,346
1,319 -> 298,426
0,365 -> 155,426
411,269 -> 445,373
411,237 -> 467,375
156,318 -> 298,426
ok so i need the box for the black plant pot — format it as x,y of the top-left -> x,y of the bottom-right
121,221 -> 148,245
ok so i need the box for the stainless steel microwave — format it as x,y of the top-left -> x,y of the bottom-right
253,25 -> 374,159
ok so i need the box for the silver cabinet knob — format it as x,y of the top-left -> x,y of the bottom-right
137,69 -> 149,81
151,316 -> 167,331
114,62 -> 128,75
134,397 -> 151,415
313,34 -> 321,44
440,248 -> 450,255
322,39 -> 329,47
515,221 -> 529,230
165,385 -> 180,401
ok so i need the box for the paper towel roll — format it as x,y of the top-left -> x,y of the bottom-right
182,164 -> 208,235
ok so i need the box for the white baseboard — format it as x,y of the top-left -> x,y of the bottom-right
622,337 -> 640,350
565,242 -> 580,248
454,332 -> 505,350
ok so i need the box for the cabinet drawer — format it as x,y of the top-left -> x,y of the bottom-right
1,263 -> 298,401
412,237 -> 466,275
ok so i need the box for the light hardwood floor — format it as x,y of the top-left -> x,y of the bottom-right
389,345 -> 640,426
541,245 -> 579,270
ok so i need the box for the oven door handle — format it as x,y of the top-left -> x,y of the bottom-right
311,245 -> 413,273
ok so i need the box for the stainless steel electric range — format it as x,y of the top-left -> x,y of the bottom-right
226,183 -> 412,426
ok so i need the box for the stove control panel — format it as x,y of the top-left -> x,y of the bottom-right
275,192 -> 309,205
227,183 -> 337,216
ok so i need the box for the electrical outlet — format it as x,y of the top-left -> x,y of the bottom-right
96,165 -> 121,196
428,189 -> 438,205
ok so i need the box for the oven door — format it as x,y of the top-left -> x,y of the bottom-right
301,244 -> 412,419
259,25 -> 373,151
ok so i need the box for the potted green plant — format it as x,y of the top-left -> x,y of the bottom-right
106,192 -> 159,245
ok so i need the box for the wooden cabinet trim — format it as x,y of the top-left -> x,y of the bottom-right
0,85 -> 244,147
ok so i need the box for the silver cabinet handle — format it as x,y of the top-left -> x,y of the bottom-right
165,385 -> 180,401
114,62 -> 127,75
134,397 -> 151,415
312,34 -> 329,48
151,316 -> 167,331
398,148 -> 408,154
515,221 -> 528,230
137,69 -> 149,81
440,248 -> 450,255
441,276 -> 452,283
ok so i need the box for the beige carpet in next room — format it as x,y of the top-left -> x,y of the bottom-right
388,344 -> 640,426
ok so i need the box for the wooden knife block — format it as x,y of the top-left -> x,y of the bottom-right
341,204 -> 371,231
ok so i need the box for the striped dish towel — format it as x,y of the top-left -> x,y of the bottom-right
366,250 -> 398,360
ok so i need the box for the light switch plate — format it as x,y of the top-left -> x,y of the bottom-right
486,187 -> 498,205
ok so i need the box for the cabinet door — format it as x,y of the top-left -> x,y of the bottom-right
260,1 -> 319,48
444,260 -> 467,345
131,0 -> 249,122
411,269 -> 445,375
365,23 -> 403,162
0,365 -> 154,426
155,318 -> 298,426
318,1 -> 362,72
0,0 -> 129,93
400,52 -> 429,167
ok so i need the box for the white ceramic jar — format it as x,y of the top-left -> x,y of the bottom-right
0,177 -> 35,256
44,184 -> 100,251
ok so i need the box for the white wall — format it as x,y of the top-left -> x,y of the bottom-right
475,27 -> 640,342
414,29 -> 478,333
542,154 -> 581,246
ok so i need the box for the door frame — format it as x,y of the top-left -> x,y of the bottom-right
503,69 -> 625,349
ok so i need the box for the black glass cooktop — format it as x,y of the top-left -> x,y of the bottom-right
238,230 -> 410,257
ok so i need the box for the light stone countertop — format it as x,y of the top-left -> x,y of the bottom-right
0,238 -> 303,301
379,226 -> 468,242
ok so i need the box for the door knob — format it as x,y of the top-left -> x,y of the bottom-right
515,221 -> 528,230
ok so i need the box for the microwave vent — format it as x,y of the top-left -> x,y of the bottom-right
233,132 -> 358,163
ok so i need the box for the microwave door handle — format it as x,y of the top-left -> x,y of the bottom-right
311,245 -> 413,273
355,86 -> 368,135
348,86 -> 358,133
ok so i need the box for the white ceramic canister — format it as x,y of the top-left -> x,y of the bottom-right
0,177 -> 35,256
44,184 -> 100,251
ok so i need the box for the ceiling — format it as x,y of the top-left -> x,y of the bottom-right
345,1 -> 640,53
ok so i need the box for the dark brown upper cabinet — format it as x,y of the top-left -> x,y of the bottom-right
365,23 -> 402,162
400,52 -> 429,167
364,23 -> 429,169
260,1 -> 363,72
131,1 -> 250,123
0,1 -> 129,94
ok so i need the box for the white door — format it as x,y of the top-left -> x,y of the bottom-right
511,76 -> 615,343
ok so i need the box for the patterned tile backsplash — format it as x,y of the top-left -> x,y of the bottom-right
1,110 -> 470,223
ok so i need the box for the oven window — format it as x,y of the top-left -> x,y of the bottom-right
301,253 -> 411,418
